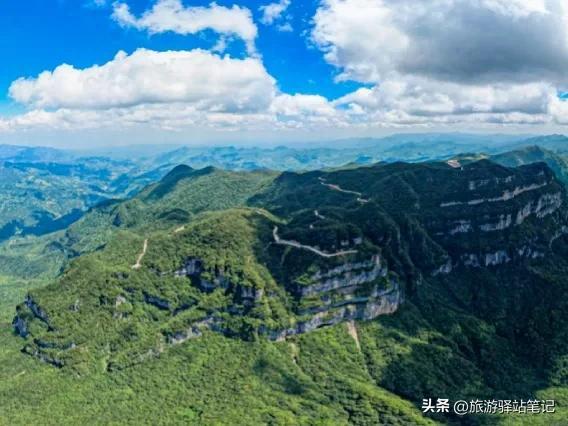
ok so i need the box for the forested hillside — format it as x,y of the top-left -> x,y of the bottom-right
3,156 -> 568,424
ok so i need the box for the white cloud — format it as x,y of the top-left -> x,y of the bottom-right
83,0 -> 107,8
112,0 -> 258,54
312,0 -> 568,84
6,0 -> 568,140
335,79 -> 554,125
271,93 -> 335,117
277,22 -> 293,32
312,0 -> 407,84
9,49 -> 275,112
306,0 -> 568,130
0,104 -> 276,133
259,0 -> 290,25
1,48 -> 344,134
337,80 -> 552,117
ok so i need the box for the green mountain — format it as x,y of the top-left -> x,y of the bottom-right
3,158 -> 568,424
0,165 -> 277,280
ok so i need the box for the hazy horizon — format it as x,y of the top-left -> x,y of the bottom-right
0,131 -> 554,151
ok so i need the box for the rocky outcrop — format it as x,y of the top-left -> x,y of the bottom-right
144,293 -> 171,310
171,257 -> 266,308
517,245 -> 544,259
480,214 -> 512,232
450,220 -> 472,235
445,193 -> 562,234
295,255 -> 386,297
441,182 -> 550,207
432,258 -> 453,276
484,250 -> 511,266
174,257 -> 230,293
12,315 -> 28,338
12,295 -> 52,339
263,283 -> 401,341
167,318 -> 217,345
25,295 -> 49,324
550,226 -> 568,247
34,339 -> 76,351
433,248 -> 529,274
237,286 -> 264,303
22,345 -> 65,368
174,257 -> 204,277
516,192 -> 562,225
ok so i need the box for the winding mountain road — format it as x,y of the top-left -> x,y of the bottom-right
131,239 -> 148,270
174,226 -> 185,234
319,177 -> 369,203
314,210 -> 326,220
273,226 -> 358,258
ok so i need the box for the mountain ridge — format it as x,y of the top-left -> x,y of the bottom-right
4,143 -> 568,424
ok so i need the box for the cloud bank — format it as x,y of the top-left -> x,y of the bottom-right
312,0 -> 568,85
311,0 -> 568,127
10,49 -> 274,111
4,0 -> 568,140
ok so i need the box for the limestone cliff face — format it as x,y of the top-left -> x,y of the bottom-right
13,295 -> 50,338
143,293 -> 171,310
294,255 -> 386,297
165,253 -> 401,343
173,257 -> 263,303
166,318 -> 218,345
173,257 -> 230,292
12,315 -> 28,338
264,286 -> 401,341
25,295 -> 49,324
263,253 -> 403,339
429,163 -> 567,276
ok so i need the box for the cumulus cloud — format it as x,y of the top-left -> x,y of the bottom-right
307,0 -> 568,129
336,80 -> 553,117
271,93 -> 335,117
9,49 -> 276,112
312,0 -> 568,84
259,0 -> 291,25
112,0 -> 258,54
335,79 -> 554,125
5,0 -> 568,139
1,48 -> 344,134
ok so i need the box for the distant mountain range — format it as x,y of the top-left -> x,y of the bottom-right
1,133 -> 567,245
4,149 -> 568,424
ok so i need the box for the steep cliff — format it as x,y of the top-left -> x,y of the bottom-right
11,159 -> 568,390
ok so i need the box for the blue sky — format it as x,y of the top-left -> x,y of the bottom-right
1,0 -> 568,147
0,0 -> 362,106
